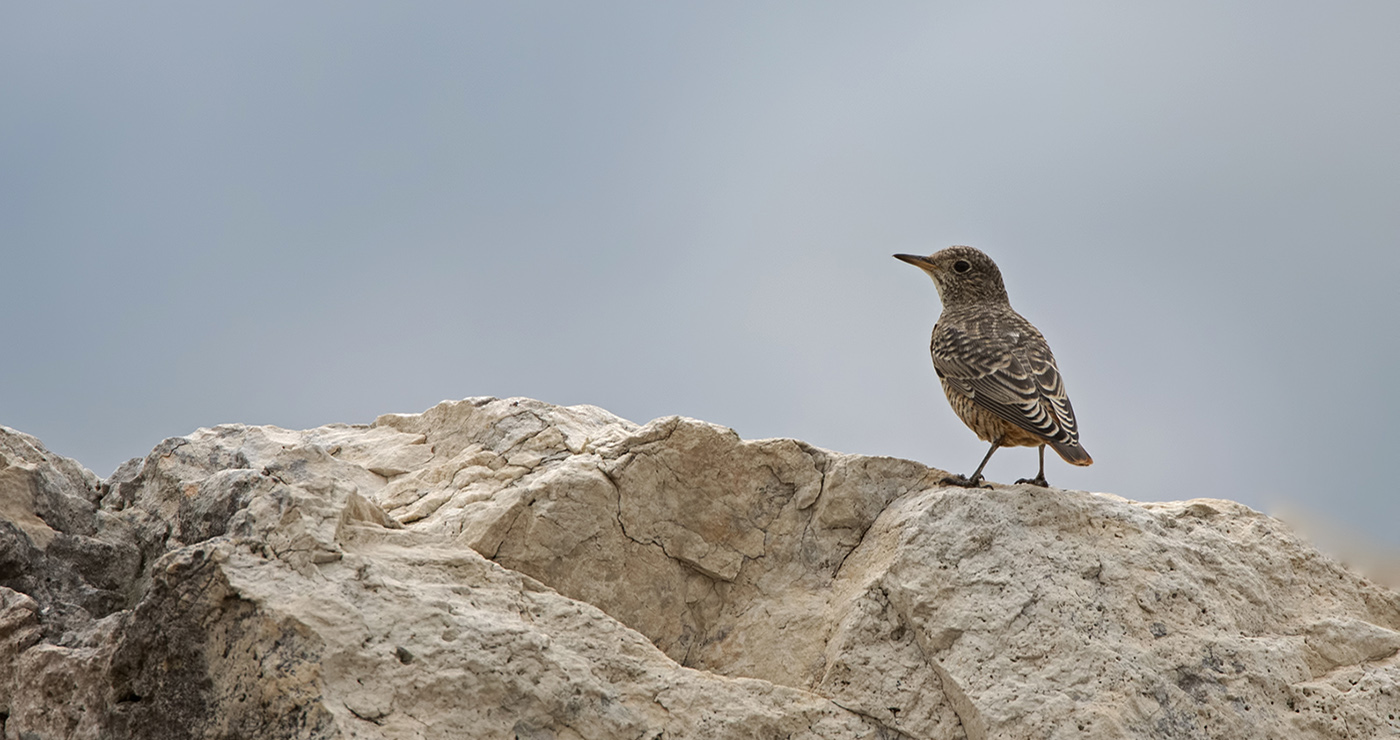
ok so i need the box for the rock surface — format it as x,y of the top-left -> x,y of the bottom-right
1,396 -> 1397,739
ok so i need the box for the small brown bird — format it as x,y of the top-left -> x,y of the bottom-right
895,246 -> 1092,487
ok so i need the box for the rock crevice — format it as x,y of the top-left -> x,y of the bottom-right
2,397 -> 1398,739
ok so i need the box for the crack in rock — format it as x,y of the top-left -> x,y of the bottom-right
3,397 -> 1399,740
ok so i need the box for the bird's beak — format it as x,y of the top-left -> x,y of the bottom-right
894,253 -> 937,272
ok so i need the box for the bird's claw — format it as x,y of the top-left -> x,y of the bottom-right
1015,476 -> 1050,487
941,474 -> 992,489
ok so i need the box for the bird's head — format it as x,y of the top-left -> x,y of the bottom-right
894,246 -> 1008,306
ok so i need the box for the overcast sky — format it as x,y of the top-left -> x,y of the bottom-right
4,3 -> 1398,549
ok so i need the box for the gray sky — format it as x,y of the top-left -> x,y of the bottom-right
4,3 -> 1398,546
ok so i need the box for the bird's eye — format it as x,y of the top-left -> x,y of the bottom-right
952,260 -> 971,274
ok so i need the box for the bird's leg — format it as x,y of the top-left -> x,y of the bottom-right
1015,445 -> 1050,487
943,441 -> 999,488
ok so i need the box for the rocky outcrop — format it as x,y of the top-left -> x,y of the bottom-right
2,397 -> 1398,739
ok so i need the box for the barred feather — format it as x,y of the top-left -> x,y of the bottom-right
905,246 -> 1092,468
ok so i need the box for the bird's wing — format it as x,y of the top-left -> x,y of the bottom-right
932,314 -> 1081,447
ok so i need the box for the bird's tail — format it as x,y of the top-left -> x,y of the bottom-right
1050,440 -> 1093,466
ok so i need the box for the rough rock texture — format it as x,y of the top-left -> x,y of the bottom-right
2,397 -> 1399,739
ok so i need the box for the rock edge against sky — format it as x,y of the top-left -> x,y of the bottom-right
2,396 -> 1398,739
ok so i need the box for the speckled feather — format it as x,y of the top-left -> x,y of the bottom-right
904,246 -> 1091,466
933,304 -> 1088,462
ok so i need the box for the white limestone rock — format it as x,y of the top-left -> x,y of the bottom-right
366,397 -> 1400,740
1,397 -> 1398,740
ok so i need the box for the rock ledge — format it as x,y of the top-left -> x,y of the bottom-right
2,397 -> 1398,739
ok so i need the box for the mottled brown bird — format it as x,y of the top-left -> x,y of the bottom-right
895,246 -> 1092,487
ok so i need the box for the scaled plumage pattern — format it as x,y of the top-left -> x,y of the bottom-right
896,246 -> 1091,487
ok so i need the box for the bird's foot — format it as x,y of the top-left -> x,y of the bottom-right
1014,475 -> 1050,487
941,474 -> 992,489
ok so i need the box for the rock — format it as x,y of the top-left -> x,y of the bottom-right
1,398 -> 1398,739
0,427 -> 137,639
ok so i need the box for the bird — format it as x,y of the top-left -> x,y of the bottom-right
894,246 -> 1092,488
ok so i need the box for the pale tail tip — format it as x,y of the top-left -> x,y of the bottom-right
1052,441 -> 1093,467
